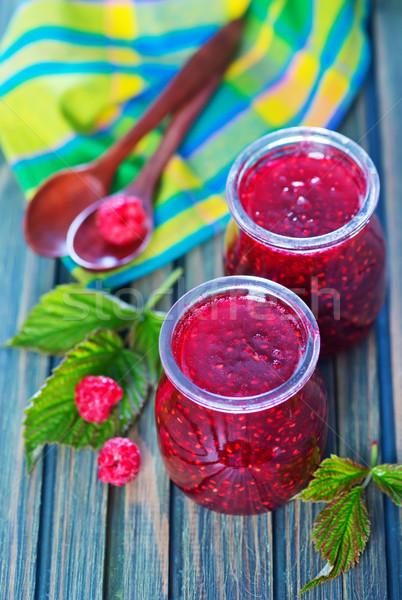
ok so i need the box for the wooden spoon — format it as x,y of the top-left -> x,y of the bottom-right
23,19 -> 244,258
66,76 -> 220,271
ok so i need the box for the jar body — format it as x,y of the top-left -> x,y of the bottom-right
155,369 -> 328,515
224,216 -> 386,354
225,127 -> 387,355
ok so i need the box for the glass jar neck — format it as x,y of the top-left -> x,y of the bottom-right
226,126 -> 379,252
159,276 -> 321,413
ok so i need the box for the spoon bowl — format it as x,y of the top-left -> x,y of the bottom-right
23,166 -> 108,257
66,195 -> 153,271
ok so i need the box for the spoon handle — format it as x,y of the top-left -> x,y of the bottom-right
93,18 -> 243,181
127,74 -> 221,198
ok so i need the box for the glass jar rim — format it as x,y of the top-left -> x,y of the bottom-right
159,275 -> 321,413
226,126 -> 380,251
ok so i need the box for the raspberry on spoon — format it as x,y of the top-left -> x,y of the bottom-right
96,195 -> 148,246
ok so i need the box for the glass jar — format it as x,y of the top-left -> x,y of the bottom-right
155,276 -> 328,515
224,127 -> 386,355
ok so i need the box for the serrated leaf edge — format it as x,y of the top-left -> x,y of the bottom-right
6,283 -> 139,355
23,329 -> 132,467
298,455 -> 370,502
372,464 -> 402,506
313,487 -> 370,571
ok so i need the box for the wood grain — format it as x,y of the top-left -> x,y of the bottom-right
38,446 -> 108,599
171,489 -> 274,600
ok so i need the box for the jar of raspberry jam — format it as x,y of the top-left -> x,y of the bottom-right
155,276 -> 328,515
224,127 -> 386,354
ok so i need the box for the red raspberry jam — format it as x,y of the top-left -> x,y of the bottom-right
155,277 -> 328,515
173,294 -> 304,396
241,151 -> 362,237
224,127 -> 386,355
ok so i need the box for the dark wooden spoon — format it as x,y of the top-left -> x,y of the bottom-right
23,19 -> 244,258
66,76 -> 220,271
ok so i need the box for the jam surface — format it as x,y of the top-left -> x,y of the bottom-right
172,294 -> 305,397
240,149 -> 364,238
156,291 -> 328,515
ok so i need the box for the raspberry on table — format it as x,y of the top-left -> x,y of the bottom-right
74,375 -> 123,424
98,437 -> 141,486
96,194 -> 148,246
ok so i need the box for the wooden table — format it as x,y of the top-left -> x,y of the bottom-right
1,1 -> 401,598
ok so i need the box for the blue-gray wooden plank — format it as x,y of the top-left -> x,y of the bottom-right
370,3 -> 402,597
35,444 -> 108,599
374,0 -> 402,463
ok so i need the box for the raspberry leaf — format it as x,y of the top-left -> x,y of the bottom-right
372,464 -> 402,505
130,311 -> 165,383
6,284 -> 138,355
299,487 -> 370,594
298,455 -> 370,502
24,329 -> 149,470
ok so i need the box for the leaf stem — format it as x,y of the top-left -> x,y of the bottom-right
361,472 -> 372,489
144,268 -> 183,312
370,440 -> 378,468
360,442 -> 379,489
126,269 -> 183,349
361,443 -> 378,488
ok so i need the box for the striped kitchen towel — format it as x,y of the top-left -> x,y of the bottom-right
0,0 -> 371,288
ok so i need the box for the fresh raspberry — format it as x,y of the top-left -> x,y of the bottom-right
75,375 -> 123,423
98,437 -> 141,486
96,194 -> 148,246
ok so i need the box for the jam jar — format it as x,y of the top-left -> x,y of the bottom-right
155,276 -> 328,515
224,127 -> 386,354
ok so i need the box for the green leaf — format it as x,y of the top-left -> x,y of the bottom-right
7,284 -> 138,355
299,486 -> 370,593
108,348 -> 149,428
313,487 -> 370,571
298,455 -> 370,503
24,329 -> 149,470
130,310 -> 165,384
372,464 -> 402,506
